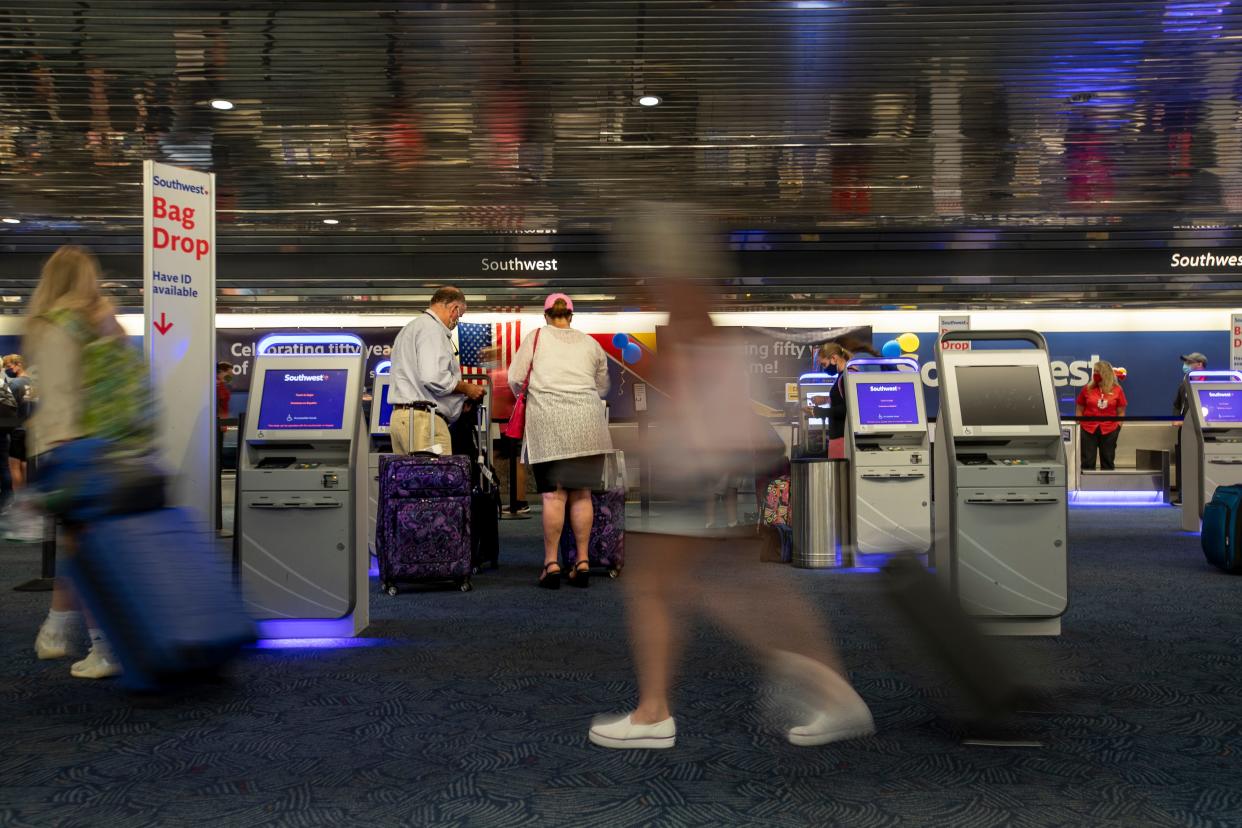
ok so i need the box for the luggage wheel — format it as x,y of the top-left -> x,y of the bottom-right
384,583 -> 399,597
458,579 -> 473,593
608,568 -> 622,579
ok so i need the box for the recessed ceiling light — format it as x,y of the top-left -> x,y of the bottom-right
1,218 -> 19,224
637,95 -> 661,107
210,99 -> 235,111
322,218 -> 339,225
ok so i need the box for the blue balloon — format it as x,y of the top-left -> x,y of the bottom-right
881,339 -> 902,358
612,333 -> 630,349
622,342 -> 642,364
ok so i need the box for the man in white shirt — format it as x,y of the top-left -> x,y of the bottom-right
389,286 -> 485,454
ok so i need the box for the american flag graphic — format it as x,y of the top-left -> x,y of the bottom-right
457,317 -> 522,383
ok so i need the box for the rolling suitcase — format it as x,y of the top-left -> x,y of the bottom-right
881,555 -> 1029,719
376,402 -> 473,594
67,507 -> 255,691
1202,484 -> 1242,572
559,451 -> 626,578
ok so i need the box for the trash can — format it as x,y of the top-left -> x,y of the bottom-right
790,457 -> 852,569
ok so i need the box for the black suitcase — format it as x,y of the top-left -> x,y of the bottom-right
881,556 -> 1030,720
450,382 -> 501,574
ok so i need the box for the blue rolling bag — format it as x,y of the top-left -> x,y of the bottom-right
67,507 -> 255,690
1201,485 -> 1242,573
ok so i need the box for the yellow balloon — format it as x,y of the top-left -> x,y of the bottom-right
897,332 -> 920,353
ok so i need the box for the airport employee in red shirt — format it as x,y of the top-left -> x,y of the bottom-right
1076,359 -> 1127,471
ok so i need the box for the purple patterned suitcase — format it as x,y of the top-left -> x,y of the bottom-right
377,453 -> 473,594
559,487 -> 626,578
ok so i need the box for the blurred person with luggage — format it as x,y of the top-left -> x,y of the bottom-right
588,205 -> 874,750
507,292 -> 611,589
1076,359 -> 1127,471
24,246 -> 135,678
389,286 -> 485,455
27,245 -> 252,686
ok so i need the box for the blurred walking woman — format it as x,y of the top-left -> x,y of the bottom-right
26,246 -> 127,679
588,204 -> 873,752
1076,360 -> 1127,471
508,293 -> 611,589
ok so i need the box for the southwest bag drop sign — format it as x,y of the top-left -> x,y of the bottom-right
143,160 -> 216,526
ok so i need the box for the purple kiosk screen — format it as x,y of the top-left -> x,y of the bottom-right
377,383 -> 393,429
856,381 -> 919,426
258,368 -> 350,431
1198,389 -> 1242,423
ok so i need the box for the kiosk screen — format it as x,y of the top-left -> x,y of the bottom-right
805,389 -> 832,426
258,368 -> 350,431
1198,388 -> 1242,423
376,383 -> 393,429
856,381 -> 919,426
955,365 -> 1048,426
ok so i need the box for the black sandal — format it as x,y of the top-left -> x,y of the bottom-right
567,560 -> 591,589
538,562 -> 562,590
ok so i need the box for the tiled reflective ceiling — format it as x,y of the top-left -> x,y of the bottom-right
3,0 -> 1241,233
1,2 -> 1241,309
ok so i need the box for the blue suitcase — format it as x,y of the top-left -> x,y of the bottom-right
67,507 -> 255,691
1202,485 -> 1242,573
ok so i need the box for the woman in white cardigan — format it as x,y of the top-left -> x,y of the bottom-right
508,293 -> 612,589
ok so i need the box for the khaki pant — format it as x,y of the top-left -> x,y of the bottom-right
390,407 -> 451,455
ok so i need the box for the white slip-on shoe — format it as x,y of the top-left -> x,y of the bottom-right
70,647 -> 122,680
769,650 -> 875,747
34,623 -> 71,660
787,700 -> 875,747
589,714 -> 677,749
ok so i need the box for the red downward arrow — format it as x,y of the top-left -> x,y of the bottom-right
153,312 -> 173,335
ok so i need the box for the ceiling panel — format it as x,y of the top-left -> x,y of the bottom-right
1,1 -> 1241,308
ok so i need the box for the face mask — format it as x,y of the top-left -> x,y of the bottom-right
1183,363 -> 1192,375
3,369 -> 14,378
1092,372 -> 1101,383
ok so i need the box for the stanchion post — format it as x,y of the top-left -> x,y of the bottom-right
638,412 -> 651,519
215,421 -> 225,532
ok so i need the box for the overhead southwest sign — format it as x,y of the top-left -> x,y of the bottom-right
143,160 -> 216,526
1170,252 -> 1242,268
481,257 -> 559,272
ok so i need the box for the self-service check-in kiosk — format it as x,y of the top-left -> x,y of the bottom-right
933,330 -> 1067,636
844,357 -> 931,555
365,360 -> 394,556
1180,370 -> 1242,531
797,372 -> 837,456
237,333 -> 369,638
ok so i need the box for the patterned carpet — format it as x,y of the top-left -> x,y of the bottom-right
1,505 -> 1240,827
